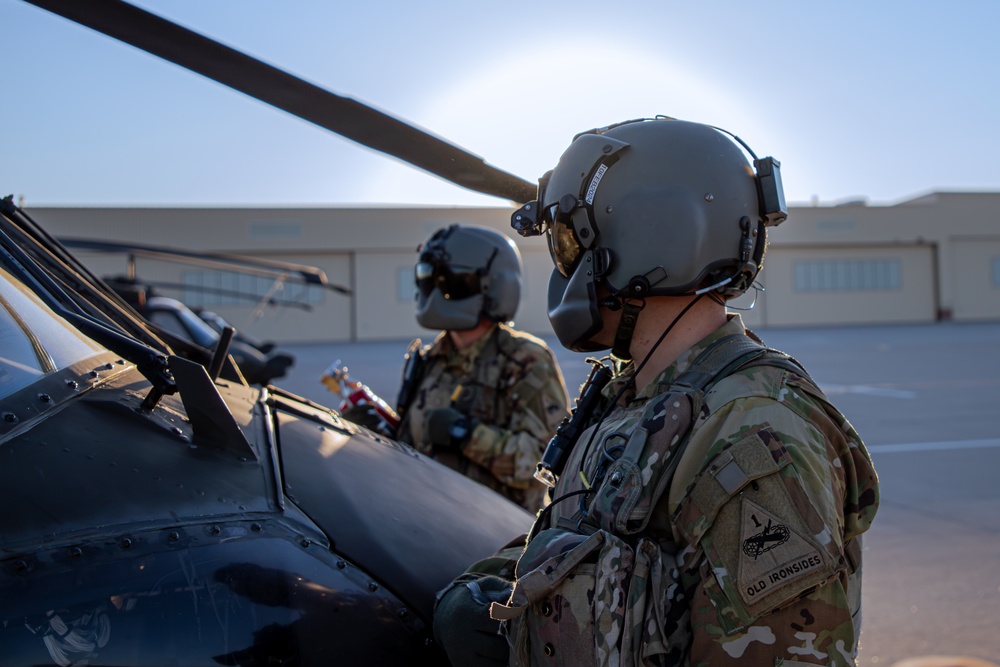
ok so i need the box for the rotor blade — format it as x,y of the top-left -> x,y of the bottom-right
128,281 -> 315,310
59,237 -> 351,294
23,0 -> 538,203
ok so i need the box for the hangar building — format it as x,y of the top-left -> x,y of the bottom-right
27,191 -> 1000,343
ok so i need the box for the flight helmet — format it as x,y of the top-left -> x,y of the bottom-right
511,116 -> 787,352
415,224 -> 522,331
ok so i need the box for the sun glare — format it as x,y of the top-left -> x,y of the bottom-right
361,41 -> 776,206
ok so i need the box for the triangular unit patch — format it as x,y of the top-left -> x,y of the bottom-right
737,498 -> 824,606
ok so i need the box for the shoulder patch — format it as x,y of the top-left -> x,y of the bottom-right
738,498 -> 825,607
680,427 -> 844,630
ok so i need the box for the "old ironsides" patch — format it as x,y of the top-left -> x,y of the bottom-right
737,498 -> 824,605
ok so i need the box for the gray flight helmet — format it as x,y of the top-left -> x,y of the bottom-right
517,117 -> 786,352
414,224 -> 523,331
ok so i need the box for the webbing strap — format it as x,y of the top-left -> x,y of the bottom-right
605,335 -> 808,535
673,333 -> 810,395
677,335 -> 765,390
566,333 -> 813,539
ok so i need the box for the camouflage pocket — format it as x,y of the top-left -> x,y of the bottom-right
491,529 -> 682,667
585,390 -> 697,537
518,560 -> 598,667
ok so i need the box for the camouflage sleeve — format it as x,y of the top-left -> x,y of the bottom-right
669,393 -> 874,666
460,351 -> 570,489
685,572 -> 857,666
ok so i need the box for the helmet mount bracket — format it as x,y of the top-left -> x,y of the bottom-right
738,217 -> 753,263
625,266 -> 667,298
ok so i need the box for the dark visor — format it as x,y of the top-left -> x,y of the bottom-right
545,204 -> 584,278
415,261 -> 481,300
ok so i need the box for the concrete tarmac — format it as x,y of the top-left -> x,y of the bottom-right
273,321 -> 1000,665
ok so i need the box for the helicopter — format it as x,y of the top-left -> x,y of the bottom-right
0,192 -> 534,664
57,237 -> 355,385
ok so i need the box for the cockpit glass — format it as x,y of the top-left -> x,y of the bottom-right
0,266 -> 104,400
147,298 -> 220,349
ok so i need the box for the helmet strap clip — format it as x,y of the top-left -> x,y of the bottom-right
738,216 -> 754,264
592,248 -> 612,280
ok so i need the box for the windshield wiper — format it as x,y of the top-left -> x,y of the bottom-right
0,222 -> 176,403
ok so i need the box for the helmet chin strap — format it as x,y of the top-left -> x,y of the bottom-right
611,299 -> 645,361
610,292 -> 708,365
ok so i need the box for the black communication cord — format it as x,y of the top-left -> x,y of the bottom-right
542,293 -> 708,520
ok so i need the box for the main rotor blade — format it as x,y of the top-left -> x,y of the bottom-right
23,0 -> 538,203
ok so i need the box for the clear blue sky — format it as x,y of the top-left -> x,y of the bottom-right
3,0 -> 999,208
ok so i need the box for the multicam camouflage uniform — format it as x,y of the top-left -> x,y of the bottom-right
397,322 -> 570,512
494,315 -> 880,666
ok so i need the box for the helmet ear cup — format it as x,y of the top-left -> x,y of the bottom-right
714,218 -> 768,298
483,268 -> 521,322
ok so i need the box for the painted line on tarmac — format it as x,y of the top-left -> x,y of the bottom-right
867,438 -> 1000,454
820,384 -> 917,399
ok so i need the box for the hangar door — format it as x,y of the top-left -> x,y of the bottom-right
951,238 -> 1000,321
755,245 -> 937,327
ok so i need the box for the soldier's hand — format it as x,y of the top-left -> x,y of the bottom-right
489,456 -> 516,480
426,407 -> 475,451
434,575 -> 512,666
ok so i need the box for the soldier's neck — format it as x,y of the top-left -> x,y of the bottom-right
447,319 -> 494,350
629,297 -> 727,391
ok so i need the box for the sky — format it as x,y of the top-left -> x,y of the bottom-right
3,0 -> 999,209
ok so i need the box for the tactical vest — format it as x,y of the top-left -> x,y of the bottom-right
491,333 -> 854,666
396,327 -> 556,510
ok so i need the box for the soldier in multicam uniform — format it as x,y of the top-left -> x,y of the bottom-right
434,118 -> 880,666
393,224 -> 570,512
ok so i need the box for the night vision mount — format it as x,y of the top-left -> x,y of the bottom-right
511,198 -> 545,237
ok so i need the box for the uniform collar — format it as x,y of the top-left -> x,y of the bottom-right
612,314 -> 748,405
426,324 -> 499,362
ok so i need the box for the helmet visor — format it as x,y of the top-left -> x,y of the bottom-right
415,262 -> 481,300
546,206 -> 583,278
